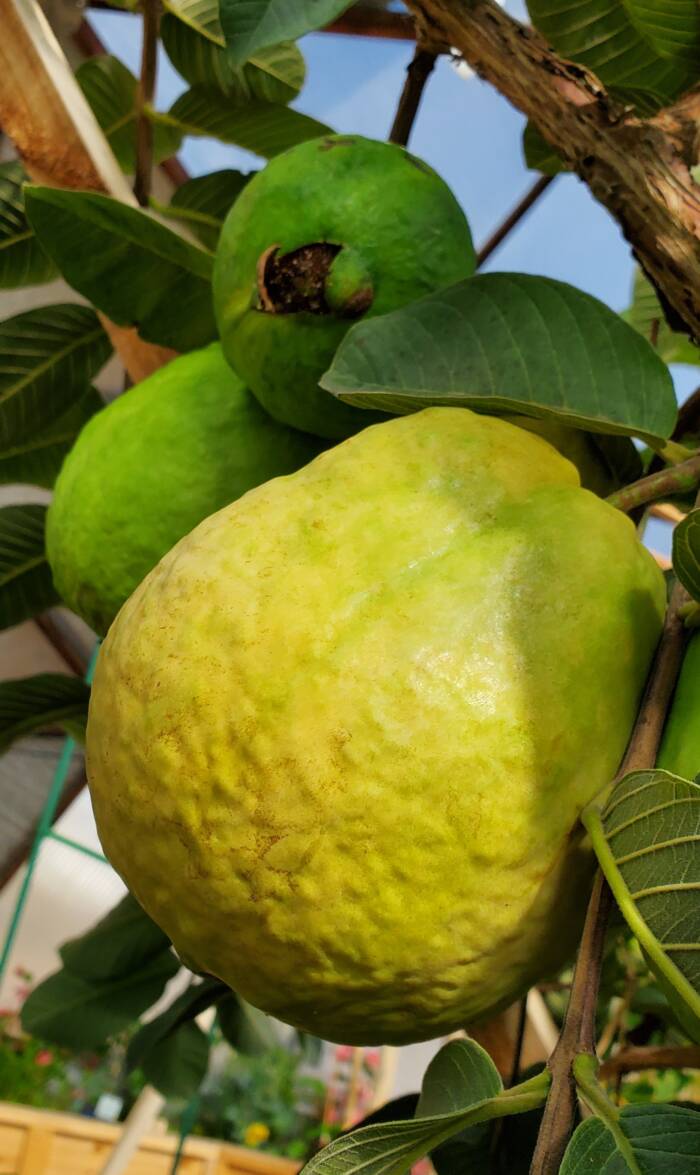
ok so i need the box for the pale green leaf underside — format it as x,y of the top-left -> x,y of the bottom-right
322,274 -> 677,443
561,1104 -> 700,1173
76,56 -> 182,173
622,268 -> 700,367
0,161 -> 56,289
0,672 -> 91,752
673,509 -> 700,602
0,303 -> 111,449
157,88 -> 331,158
220,0 -> 352,65
24,187 -> 215,352
163,0 -> 224,44
584,770 -> 700,1042
303,1040 -> 547,1175
0,505 -> 59,633
161,16 -> 304,103
527,0 -> 699,111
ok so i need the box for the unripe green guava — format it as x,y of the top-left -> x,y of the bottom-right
657,632 -> 700,780
46,343 -> 322,634
213,135 -> 476,439
86,409 -> 665,1044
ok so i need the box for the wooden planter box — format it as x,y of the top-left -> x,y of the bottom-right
0,1101 -> 303,1175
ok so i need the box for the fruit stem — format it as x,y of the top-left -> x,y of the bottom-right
529,529 -> 695,1175
389,43 -> 439,147
606,450 -> 700,513
134,0 -> 160,207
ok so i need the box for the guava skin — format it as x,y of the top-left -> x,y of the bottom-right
213,135 -> 476,440
46,343 -> 323,635
86,408 -> 665,1045
657,632 -> 700,781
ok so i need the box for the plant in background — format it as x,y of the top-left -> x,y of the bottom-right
0,1 -> 699,1172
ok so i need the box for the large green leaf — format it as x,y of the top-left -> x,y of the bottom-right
217,992 -> 278,1054
60,893 -> 172,982
0,162 -> 56,289
219,0 -> 352,65
24,188 -> 216,351
161,15 -> 304,103
561,1104 -> 700,1173
140,1019 -> 210,1097
0,673 -> 90,753
322,274 -> 677,444
302,1040 -> 549,1175
0,387 -> 102,489
152,169 -> 251,251
622,269 -> 700,367
0,304 -> 111,448
522,123 -> 565,177
0,505 -> 59,631
76,56 -> 182,173
21,951 -> 179,1049
673,510 -> 700,602
156,88 -> 331,159
163,0 -> 223,43
526,0 -> 700,112
584,770 -> 700,1043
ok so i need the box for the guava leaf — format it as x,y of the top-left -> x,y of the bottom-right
0,304 -> 111,447
301,1040 -> 549,1175
21,951 -> 179,1050
161,15 -> 304,103
76,56 -> 182,173
217,992 -> 279,1054
0,161 -> 57,289
584,770 -> 700,1043
560,1104 -> 700,1173
219,0 -> 352,66
140,1019 -> 210,1097
24,187 -> 216,351
526,0 -> 700,112
0,386 -> 102,489
322,274 -> 677,443
0,505 -> 59,632
0,673 -> 90,753
522,123 -> 565,176
163,0 -> 223,42
152,169 -> 251,251
155,88 -> 331,159
60,893 -> 171,982
622,269 -> 700,367
126,977 -> 222,1084
673,510 -> 700,603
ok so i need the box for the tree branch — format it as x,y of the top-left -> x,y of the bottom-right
606,452 -> 700,513
403,0 -> 700,338
389,45 -> 438,147
599,1045 -> 700,1079
134,0 -> 159,206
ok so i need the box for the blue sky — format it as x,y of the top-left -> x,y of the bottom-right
91,6 -> 697,555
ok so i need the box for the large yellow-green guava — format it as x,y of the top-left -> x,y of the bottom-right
46,343 -> 322,635
213,135 -> 475,440
657,632 -> 700,780
86,409 -> 665,1044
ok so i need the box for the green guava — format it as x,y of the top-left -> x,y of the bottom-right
46,343 -> 322,635
213,135 -> 476,439
86,408 -> 665,1045
657,632 -> 700,781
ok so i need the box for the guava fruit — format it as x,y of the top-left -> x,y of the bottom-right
657,632 -> 700,781
213,135 -> 476,439
47,343 -> 322,635
86,408 -> 665,1044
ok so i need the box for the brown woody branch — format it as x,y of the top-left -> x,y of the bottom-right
599,1045 -> 700,1079
403,0 -> 700,339
389,45 -> 438,147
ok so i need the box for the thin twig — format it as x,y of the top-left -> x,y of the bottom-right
509,997 -> 529,1088
134,0 -> 159,206
607,452 -> 700,513
599,1044 -> 700,1079
389,45 -> 438,147
476,176 -> 554,267
530,524 -> 695,1173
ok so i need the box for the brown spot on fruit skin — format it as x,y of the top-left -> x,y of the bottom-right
256,242 -> 342,315
319,136 -> 357,150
